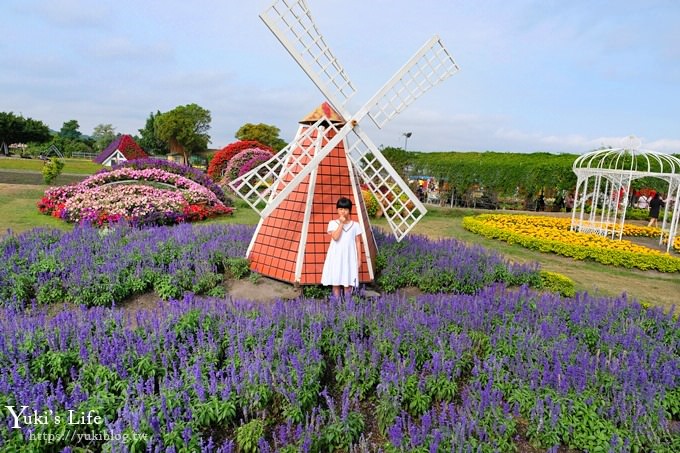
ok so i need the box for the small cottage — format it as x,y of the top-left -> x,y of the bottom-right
93,135 -> 148,167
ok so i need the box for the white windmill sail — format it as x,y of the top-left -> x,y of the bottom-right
260,0 -> 356,115
232,0 -> 459,241
365,36 -> 459,129
229,117 -> 341,214
344,127 -> 427,240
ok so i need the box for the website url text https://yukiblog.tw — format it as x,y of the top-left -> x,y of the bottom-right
28,430 -> 149,444
5,405 -> 149,444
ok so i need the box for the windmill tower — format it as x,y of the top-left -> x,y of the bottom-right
230,0 -> 460,285
244,101 -> 378,284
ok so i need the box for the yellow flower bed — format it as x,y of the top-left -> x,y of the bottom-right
463,214 -> 680,273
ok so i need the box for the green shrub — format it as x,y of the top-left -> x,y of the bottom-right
302,284 -> 331,298
539,271 -> 576,297
626,207 -> 650,220
226,257 -> 251,279
236,418 -> 264,453
42,158 -> 65,184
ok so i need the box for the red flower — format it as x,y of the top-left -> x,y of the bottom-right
207,140 -> 274,181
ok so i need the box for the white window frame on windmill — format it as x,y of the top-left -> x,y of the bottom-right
230,0 -> 460,241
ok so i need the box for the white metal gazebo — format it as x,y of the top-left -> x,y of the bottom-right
571,136 -> 680,253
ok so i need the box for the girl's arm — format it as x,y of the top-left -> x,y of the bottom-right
355,234 -> 362,270
330,221 -> 343,241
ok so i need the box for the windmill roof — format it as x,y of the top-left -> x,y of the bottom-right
299,101 -> 345,125
93,134 -> 148,164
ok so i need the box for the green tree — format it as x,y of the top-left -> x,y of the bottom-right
91,123 -> 117,152
383,150 -> 579,207
235,123 -> 287,152
59,120 -> 82,140
0,112 -> 52,149
45,136 -> 93,158
381,146 -> 417,178
137,111 -> 170,155
155,104 -> 211,165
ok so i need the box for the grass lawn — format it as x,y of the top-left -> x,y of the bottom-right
0,184 -> 70,234
1,183 -> 678,310
0,156 -> 102,174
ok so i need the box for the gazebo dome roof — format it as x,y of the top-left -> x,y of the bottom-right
573,141 -> 680,178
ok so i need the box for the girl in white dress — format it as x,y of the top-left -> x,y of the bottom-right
321,197 -> 362,299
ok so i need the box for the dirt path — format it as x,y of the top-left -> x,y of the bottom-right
114,276 -> 303,322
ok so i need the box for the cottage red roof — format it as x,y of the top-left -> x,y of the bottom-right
93,134 -> 148,164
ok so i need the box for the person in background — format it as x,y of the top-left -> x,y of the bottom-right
637,193 -> 649,209
535,193 -> 545,212
647,193 -> 665,228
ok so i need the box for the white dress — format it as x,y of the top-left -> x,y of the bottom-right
321,220 -> 362,287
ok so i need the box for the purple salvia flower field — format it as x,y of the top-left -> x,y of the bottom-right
0,289 -> 678,451
0,224 -> 678,451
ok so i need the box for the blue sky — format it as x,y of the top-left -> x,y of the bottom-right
2,0 -> 679,154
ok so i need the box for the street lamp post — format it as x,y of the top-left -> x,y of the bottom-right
403,132 -> 412,150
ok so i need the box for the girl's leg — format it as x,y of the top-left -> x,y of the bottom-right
343,286 -> 353,298
332,286 -> 341,298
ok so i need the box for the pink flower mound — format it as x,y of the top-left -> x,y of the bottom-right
66,185 -> 186,223
222,148 -> 274,185
38,167 -> 233,226
83,167 -> 223,205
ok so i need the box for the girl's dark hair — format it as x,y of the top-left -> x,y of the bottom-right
336,197 -> 352,212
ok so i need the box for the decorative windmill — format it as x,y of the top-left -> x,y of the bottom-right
229,0 -> 459,285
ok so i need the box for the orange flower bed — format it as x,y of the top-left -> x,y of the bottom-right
463,214 -> 680,272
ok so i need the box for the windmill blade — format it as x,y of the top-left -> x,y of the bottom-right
260,0 -> 356,117
228,117 -> 341,215
365,35 -> 459,129
227,142 -> 295,214
255,3 -> 457,226
346,127 -> 427,241
244,35 -> 458,218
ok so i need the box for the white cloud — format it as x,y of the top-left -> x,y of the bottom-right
644,138 -> 680,154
